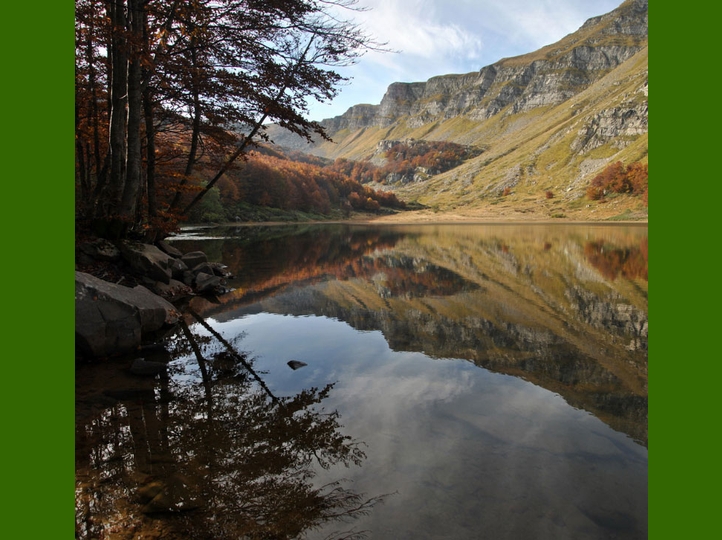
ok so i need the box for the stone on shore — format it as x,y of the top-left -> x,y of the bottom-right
195,272 -> 223,294
119,241 -> 173,284
76,271 -> 179,358
181,251 -> 208,269
156,239 -> 183,258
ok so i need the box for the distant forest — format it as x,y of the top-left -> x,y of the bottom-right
188,140 -> 478,222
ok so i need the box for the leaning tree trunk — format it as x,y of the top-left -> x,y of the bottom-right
168,40 -> 202,214
181,37 -> 318,217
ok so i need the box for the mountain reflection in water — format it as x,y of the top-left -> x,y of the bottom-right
185,224 -> 648,445
76,223 -> 648,540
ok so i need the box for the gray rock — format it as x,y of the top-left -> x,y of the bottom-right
287,360 -> 308,370
209,262 -> 232,277
156,240 -> 183,258
119,241 -> 173,284
76,271 -> 179,358
167,257 -> 188,279
153,279 -> 193,300
191,262 -> 216,277
181,251 -> 208,269
79,238 -> 121,262
181,270 -> 195,287
195,272 -> 222,293
125,282 -> 180,331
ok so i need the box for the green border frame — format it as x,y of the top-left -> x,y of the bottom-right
650,1 -> 719,539
10,0 -> 715,537
3,2 -> 75,537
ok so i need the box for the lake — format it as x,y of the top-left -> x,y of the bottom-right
76,222 -> 648,540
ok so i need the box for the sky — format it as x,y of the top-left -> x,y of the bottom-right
305,0 -> 622,121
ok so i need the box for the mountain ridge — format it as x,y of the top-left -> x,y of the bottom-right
267,0 -> 648,220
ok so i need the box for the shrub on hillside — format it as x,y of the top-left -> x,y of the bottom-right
587,161 -> 648,206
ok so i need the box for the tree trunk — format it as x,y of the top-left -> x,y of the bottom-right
120,0 -> 144,222
144,88 -> 157,219
142,4 -> 157,221
104,0 -> 128,220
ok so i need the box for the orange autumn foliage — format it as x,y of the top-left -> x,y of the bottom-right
219,151 -> 405,215
584,238 -> 648,281
587,161 -> 648,205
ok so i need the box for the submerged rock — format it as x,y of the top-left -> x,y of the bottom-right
287,360 -> 308,370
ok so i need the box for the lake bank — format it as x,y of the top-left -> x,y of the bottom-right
210,208 -> 648,228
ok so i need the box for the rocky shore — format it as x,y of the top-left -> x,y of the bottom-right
75,237 -> 232,360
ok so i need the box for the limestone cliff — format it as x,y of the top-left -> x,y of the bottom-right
266,0 -> 648,217
324,0 -> 646,130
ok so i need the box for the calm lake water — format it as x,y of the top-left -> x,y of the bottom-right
76,223 -> 648,540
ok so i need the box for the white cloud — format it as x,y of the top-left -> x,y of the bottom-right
305,0 -> 624,120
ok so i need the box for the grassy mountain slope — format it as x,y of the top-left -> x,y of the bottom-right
268,0 -> 648,221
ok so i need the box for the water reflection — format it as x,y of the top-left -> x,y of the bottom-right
77,223 -> 648,540
75,313 -> 386,540
180,224 -> 648,445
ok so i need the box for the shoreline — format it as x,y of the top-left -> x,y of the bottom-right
184,209 -> 648,228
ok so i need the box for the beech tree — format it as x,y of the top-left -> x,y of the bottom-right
75,0 -> 383,239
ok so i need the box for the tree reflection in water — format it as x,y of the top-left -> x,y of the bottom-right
75,310 -> 386,540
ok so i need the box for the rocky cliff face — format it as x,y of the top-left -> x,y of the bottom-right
316,0 -> 647,133
265,0 -> 648,218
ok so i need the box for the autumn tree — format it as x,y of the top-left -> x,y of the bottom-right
75,0 -> 384,239
586,161 -> 648,205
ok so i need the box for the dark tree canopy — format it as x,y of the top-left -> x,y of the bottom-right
75,0 -> 383,239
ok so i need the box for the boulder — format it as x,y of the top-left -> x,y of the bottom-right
156,240 -> 183,258
181,270 -> 195,287
194,272 -> 222,294
126,283 -> 180,330
209,262 -> 232,277
153,279 -> 193,301
78,238 -> 121,262
167,257 -> 188,279
119,241 -> 173,284
76,271 -> 178,358
181,251 -> 208,269
191,262 -> 216,277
